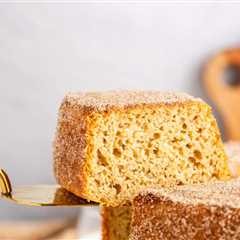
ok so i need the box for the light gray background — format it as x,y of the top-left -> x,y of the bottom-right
0,2 -> 239,219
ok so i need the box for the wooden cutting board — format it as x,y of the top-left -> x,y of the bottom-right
203,48 -> 240,141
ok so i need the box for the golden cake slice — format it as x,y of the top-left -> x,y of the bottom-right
130,179 -> 240,240
53,91 -> 230,206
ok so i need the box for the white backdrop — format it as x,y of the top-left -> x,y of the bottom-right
0,2 -> 240,219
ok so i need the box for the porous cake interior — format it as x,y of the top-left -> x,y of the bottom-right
86,102 -> 229,206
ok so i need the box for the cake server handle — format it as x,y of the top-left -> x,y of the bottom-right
0,169 -> 12,195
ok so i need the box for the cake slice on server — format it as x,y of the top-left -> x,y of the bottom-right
53,91 -> 230,207
130,179 -> 240,240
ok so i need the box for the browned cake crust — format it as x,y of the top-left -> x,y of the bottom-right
130,179 -> 240,240
59,91 -> 197,111
53,98 -> 88,198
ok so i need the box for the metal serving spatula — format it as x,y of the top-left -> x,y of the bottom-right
0,169 -> 98,207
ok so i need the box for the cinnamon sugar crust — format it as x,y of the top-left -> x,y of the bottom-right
53,100 -> 89,198
65,91 -> 200,111
139,179 -> 240,208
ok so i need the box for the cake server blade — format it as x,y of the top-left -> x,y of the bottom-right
0,169 -> 98,207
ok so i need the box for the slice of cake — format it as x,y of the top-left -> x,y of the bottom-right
130,179 -> 240,240
101,141 -> 240,240
53,91 -> 230,206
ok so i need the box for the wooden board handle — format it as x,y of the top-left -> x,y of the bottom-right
203,49 -> 240,141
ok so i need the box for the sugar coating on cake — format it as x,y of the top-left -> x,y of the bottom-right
140,179 -> 240,208
65,91 -> 199,111
130,179 -> 240,240
54,91 -> 230,207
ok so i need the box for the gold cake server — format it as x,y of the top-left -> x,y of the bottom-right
0,169 -> 98,207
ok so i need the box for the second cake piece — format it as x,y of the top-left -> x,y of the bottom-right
130,179 -> 240,240
54,91 -> 230,206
